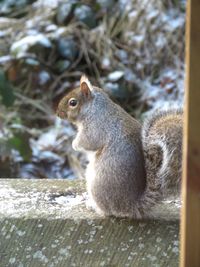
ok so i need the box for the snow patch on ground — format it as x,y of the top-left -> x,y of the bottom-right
0,183 -> 86,219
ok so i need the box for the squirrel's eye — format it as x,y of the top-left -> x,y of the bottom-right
68,98 -> 78,107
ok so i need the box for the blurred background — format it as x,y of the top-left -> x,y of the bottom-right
0,0 -> 185,179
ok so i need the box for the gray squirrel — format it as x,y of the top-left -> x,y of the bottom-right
57,75 -> 182,218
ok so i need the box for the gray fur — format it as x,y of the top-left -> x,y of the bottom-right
57,79 -> 183,218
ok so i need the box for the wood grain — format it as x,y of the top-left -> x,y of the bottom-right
180,0 -> 200,266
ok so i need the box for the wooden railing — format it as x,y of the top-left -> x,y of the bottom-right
0,179 -> 179,267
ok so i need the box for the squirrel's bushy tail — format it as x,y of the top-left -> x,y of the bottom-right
135,186 -> 161,218
134,109 -> 183,218
133,139 -> 169,218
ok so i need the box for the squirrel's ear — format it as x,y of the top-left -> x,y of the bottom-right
80,75 -> 93,97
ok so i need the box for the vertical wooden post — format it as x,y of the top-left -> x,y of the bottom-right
180,0 -> 200,266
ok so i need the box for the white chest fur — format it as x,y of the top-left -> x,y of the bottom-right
85,151 -> 96,192
85,151 -> 102,212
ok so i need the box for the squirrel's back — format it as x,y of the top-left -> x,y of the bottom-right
142,109 -> 183,196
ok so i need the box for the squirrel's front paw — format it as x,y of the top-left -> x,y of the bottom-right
72,139 -> 80,151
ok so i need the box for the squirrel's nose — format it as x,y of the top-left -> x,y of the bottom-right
56,109 -> 66,119
60,111 -> 65,117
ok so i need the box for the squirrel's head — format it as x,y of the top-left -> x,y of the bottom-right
56,75 -> 94,123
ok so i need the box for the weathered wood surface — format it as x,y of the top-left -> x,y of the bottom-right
0,179 -> 180,267
180,0 -> 200,267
